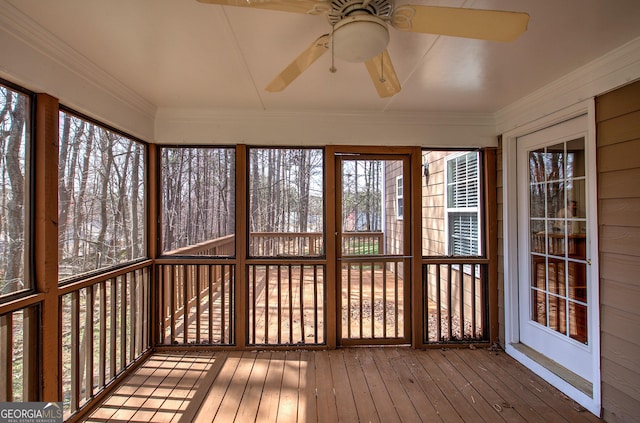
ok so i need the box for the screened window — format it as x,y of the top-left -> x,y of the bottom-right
249,148 -> 324,257
0,83 -> 30,298
396,175 -> 404,220
161,147 -> 235,255
58,111 -> 146,280
446,152 -> 480,256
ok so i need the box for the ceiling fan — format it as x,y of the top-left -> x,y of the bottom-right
197,0 -> 529,97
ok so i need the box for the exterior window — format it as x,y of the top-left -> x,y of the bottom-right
161,147 -> 235,255
0,84 -> 30,298
446,152 -> 480,256
58,111 -> 146,280
249,148 -> 324,257
396,175 -> 404,220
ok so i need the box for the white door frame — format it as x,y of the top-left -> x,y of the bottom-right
501,99 -> 601,416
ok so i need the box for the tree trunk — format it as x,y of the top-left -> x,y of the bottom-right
3,92 -> 25,292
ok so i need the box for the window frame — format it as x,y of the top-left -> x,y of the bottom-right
247,146 -> 326,259
395,175 -> 404,220
57,106 -> 148,284
158,145 -> 236,257
0,79 -> 35,302
444,151 -> 481,257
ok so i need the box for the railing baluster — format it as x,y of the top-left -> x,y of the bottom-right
447,264 -> 453,341
251,265 -> 256,344
288,265 -> 293,344
436,264 -> 441,342
347,264 -> 352,339
99,281 -> 106,388
359,263 -> 363,339
459,263 -> 465,339
71,290 -> 80,413
109,278 -> 116,381
120,275 -> 127,372
0,313 -> 13,401
299,264 -> 305,342
394,261 -> 399,338
371,260 -> 375,339
313,265 -> 318,343
169,266 -> 175,344
207,264 -> 215,344
221,265 -> 226,344
195,265 -> 201,343
131,273 -> 137,360
264,265 -> 270,344
85,286 -> 94,401
277,265 -> 282,344
382,263 -> 387,338
471,264 -> 477,339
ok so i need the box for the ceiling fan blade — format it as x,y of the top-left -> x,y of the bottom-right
365,50 -> 401,98
391,5 -> 529,42
266,34 -> 330,92
196,0 -> 328,15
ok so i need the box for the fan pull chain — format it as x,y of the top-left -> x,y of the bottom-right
379,53 -> 386,83
330,30 -> 337,73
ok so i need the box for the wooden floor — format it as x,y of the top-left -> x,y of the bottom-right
84,347 -> 603,423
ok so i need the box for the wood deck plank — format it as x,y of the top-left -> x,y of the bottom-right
429,349 -> 510,422
369,348 -> 422,423
135,354 -> 201,422
234,351 -> 270,423
328,350 -> 360,423
255,350 -> 286,423
212,352 -> 255,423
357,348 -> 403,423
384,349 -> 448,422
193,352 -> 242,422
478,350 -> 578,421
450,348 -> 543,423
414,349 -> 483,422
276,351 -> 301,423
312,347 -> 339,423
343,348 -> 381,423
87,348 -> 604,423
298,351 -> 318,423
487,350 -> 601,422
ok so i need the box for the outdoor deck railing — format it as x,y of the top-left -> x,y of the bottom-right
0,232 -> 489,422
58,262 -> 152,418
422,257 -> 489,343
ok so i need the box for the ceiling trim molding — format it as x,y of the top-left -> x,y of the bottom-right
154,108 -> 497,146
156,108 -> 495,126
0,0 -> 156,121
495,35 -> 640,133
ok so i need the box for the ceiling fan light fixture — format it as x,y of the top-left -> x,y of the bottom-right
332,15 -> 389,62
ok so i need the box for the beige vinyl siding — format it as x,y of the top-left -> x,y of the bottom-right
595,79 -> 640,423
385,161 -> 404,255
421,151 -> 447,256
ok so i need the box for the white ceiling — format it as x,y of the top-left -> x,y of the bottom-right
6,0 -> 640,114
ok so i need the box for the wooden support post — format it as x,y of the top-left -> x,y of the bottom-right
147,143 -> 159,346
235,145 -> 247,348
483,148 -> 499,344
410,147 -> 424,347
34,93 -> 60,402
324,146 -> 337,349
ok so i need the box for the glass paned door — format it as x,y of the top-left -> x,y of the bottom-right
517,114 -> 594,381
528,138 -> 588,343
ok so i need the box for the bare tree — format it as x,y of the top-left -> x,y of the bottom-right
0,88 -> 26,294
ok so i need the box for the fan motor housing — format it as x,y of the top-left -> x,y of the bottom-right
328,0 -> 393,24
